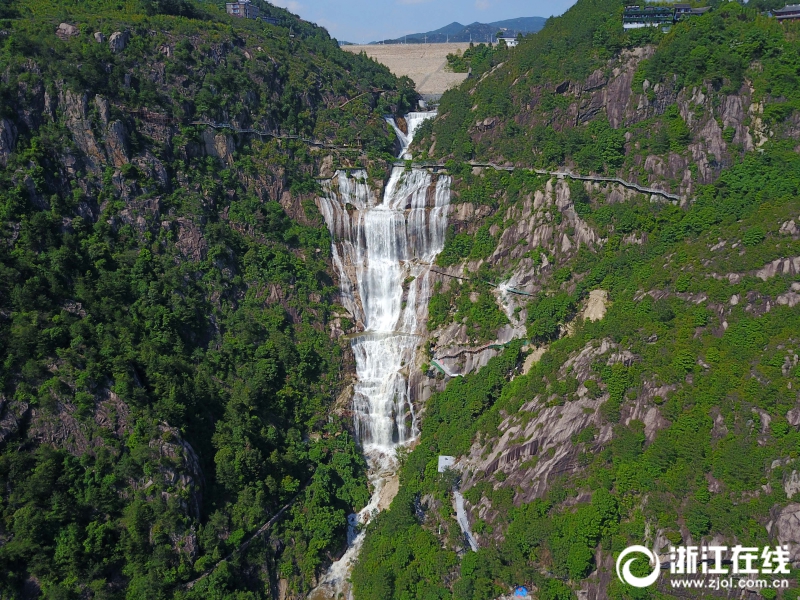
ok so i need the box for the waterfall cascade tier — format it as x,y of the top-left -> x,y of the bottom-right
318,167 -> 451,451
387,111 -> 437,159
310,111 -> 447,598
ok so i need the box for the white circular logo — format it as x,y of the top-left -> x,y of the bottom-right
616,545 -> 661,588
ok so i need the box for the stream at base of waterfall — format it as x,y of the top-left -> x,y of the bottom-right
308,112 -> 448,599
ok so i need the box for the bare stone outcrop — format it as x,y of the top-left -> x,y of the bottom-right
93,391 -> 131,438
59,87 -> 105,172
785,471 -> 800,500
768,504 -> 800,566
780,220 -> 798,236
583,289 -> 608,322
105,120 -> 129,166
135,151 -> 169,189
461,340 -> 619,503
0,397 -> 29,445
27,402 -> 93,455
109,31 -> 130,53
56,23 -> 80,40
95,94 -> 111,127
202,129 -> 235,166
756,256 -> 800,281
176,218 -> 208,261
147,424 -> 205,520
0,117 -> 17,166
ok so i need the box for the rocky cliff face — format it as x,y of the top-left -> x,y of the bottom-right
473,47 -> 791,197
422,175 -> 624,385
0,4 -> 409,598
391,138 -> 800,599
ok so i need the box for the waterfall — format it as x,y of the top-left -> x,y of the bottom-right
321,168 -> 450,451
386,110 -> 437,159
310,113 -> 447,598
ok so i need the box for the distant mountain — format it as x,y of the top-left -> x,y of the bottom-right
372,16 -> 547,45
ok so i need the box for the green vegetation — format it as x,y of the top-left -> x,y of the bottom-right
526,292 -> 577,343
445,42 -> 509,77
437,224 -> 498,266
356,136 -> 800,599
3,0 -> 800,598
0,0 -> 417,597
427,279 -> 508,343
365,0 -> 800,596
418,0 -> 800,180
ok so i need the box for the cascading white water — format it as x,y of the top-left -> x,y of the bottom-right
309,112 -> 447,598
386,111 -> 437,159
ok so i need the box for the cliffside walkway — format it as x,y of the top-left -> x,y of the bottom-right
191,120 -> 363,152
124,106 -> 681,202
129,111 -> 681,202
398,161 -> 683,202
429,269 -> 536,297
432,338 -> 530,378
183,476 -> 313,590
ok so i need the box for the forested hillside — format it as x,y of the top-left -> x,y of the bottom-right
353,0 -> 800,598
0,0 -> 413,598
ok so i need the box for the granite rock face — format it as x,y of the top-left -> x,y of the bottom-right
0,117 -> 17,166
476,46 -> 795,199
109,30 -> 130,53
56,23 -> 80,40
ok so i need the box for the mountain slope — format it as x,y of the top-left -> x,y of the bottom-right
352,0 -> 800,599
0,0 -> 414,598
374,16 -> 546,44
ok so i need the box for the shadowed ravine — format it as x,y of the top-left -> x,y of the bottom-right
309,113 -> 447,598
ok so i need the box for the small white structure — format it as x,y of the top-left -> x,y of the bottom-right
438,455 -> 456,472
498,35 -> 519,48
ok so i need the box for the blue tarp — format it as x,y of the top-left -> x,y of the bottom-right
514,587 -> 529,597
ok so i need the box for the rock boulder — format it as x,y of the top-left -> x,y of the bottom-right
109,31 -> 130,53
56,23 -> 80,40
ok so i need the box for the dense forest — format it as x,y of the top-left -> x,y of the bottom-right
2,0 -> 800,598
0,0 -> 414,597
352,0 -> 800,598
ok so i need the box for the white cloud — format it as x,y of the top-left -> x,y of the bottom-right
475,0 -> 491,8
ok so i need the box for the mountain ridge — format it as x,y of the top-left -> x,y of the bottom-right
372,16 -> 547,44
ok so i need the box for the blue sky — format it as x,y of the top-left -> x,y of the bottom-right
268,0 -> 576,44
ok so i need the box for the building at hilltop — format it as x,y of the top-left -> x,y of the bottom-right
623,6 -> 674,29
623,4 -> 709,28
497,34 -> 520,47
226,0 -> 259,19
674,3 -> 711,19
773,4 -> 800,20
